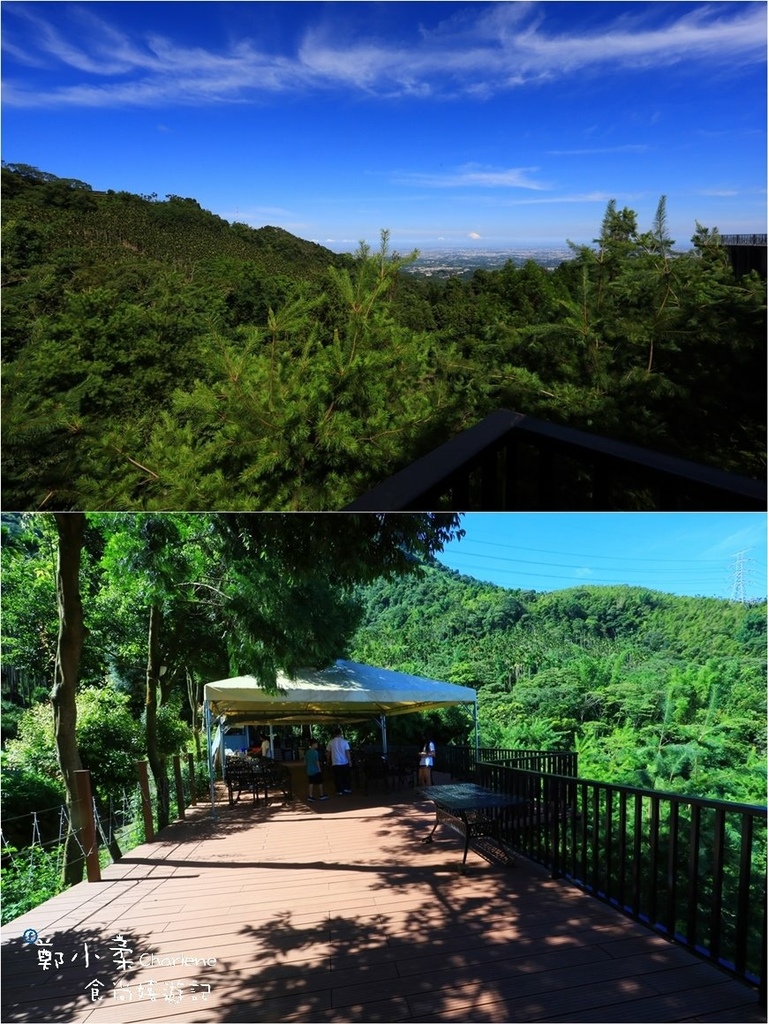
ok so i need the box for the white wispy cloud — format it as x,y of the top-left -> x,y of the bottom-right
394,164 -> 551,191
574,567 -> 595,580
473,191 -> 636,206
2,2 -> 765,108
702,523 -> 767,560
547,145 -> 650,157
2,4 -> 317,107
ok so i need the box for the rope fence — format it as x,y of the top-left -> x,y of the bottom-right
1,755 -> 203,924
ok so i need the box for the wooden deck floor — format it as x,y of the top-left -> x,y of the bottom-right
2,776 -> 764,1024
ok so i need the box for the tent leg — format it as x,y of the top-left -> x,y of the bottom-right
205,701 -> 217,821
374,716 -> 388,755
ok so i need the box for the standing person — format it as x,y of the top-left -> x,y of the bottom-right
260,734 -> 271,759
305,739 -> 329,801
418,735 -> 436,786
327,727 -> 352,795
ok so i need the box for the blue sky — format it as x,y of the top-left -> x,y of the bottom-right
2,2 -> 765,251
436,514 -> 768,601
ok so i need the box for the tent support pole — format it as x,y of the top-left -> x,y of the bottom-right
204,700 -> 217,820
374,716 -> 388,755
474,700 -> 479,756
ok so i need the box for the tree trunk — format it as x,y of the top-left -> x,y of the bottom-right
187,667 -> 202,760
146,602 -> 170,830
51,512 -> 87,887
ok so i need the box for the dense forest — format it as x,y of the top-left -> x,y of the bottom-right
349,563 -> 767,805
3,163 -> 765,511
3,512 -> 764,829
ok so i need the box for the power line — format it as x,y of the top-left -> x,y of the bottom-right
463,537 -> 731,564
439,533 -> 767,598
442,549 -> 729,576
435,548 -> 767,598
439,560 -> 728,587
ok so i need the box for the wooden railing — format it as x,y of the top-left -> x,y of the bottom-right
476,761 -> 767,996
345,410 -> 766,511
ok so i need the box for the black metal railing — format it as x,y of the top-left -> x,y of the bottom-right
476,761 -> 767,996
345,410 -> 766,512
720,234 -> 767,246
720,236 -> 768,277
352,745 -> 578,781
446,745 -> 578,780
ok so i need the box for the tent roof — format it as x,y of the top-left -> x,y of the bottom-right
204,659 -> 476,725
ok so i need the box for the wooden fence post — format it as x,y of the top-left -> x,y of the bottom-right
74,770 -> 101,883
136,760 -> 154,842
187,752 -> 197,806
173,755 -> 185,821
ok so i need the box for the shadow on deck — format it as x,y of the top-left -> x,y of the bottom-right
2,782 -> 764,1024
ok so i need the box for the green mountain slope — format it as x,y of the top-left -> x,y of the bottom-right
2,162 -> 351,281
2,165 -> 465,510
349,563 -> 767,802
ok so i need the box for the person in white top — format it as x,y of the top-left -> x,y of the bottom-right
260,735 -> 271,758
327,728 -> 352,794
418,736 -> 436,786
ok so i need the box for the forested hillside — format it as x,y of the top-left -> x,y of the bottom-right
3,164 -> 765,510
350,563 -> 767,803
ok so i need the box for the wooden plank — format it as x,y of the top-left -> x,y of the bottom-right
1,785 -> 763,1024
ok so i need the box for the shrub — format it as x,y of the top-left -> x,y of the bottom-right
3,686 -> 144,805
0,761 -> 66,851
150,702 -> 192,758
77,687 -> 143,802
2,704 -> 59,780
1,844 -> 65,925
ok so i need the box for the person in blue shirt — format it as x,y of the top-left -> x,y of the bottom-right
305,738 -> 329,801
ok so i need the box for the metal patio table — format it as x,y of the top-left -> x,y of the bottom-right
418,783 -> 526,870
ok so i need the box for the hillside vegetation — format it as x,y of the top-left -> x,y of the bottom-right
350,563 -> 767,804
3,164 -> 765,510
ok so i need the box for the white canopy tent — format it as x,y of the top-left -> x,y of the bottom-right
203,659 -> 478,805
